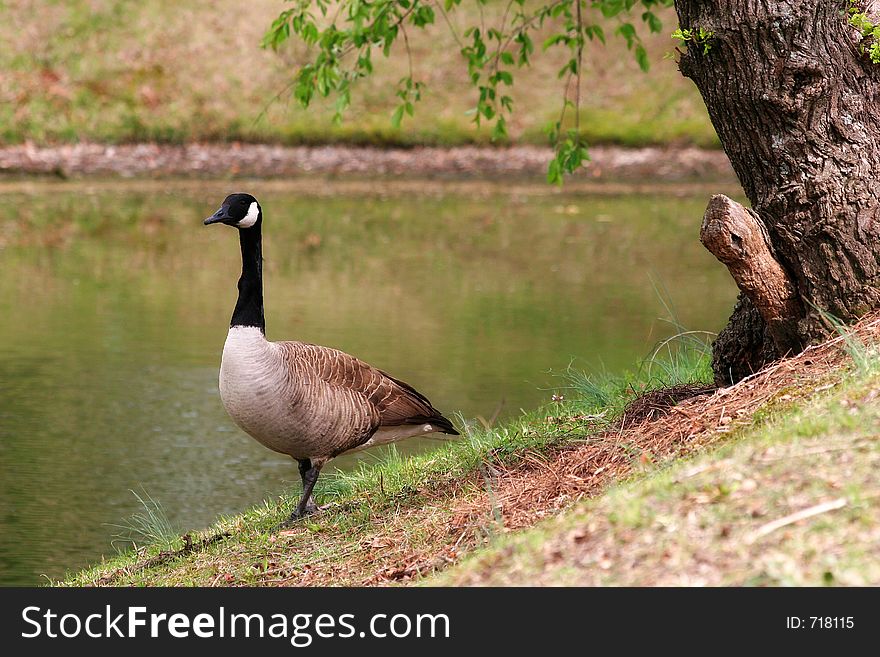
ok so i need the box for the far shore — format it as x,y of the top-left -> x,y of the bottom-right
0,143 -> 736,183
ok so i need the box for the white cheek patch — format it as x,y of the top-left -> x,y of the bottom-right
237,201 -> 260,228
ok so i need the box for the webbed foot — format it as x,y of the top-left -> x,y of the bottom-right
277,496 -> 321,529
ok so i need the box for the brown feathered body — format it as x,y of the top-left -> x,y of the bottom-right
219,326 -> 457,466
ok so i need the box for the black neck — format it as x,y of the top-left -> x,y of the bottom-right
230,226 -> 265,334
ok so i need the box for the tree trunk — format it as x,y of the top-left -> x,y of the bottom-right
674,0 -> 880,385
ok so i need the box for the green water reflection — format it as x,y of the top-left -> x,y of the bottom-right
0,179 -> 737,584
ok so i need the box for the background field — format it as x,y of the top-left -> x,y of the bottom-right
0,0 -> 718,147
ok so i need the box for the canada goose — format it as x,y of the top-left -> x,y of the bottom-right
204,193 -> 459,524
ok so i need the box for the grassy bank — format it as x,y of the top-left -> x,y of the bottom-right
60,316 -> 880,586
2,1 -> 717,148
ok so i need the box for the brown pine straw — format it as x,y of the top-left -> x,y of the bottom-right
353,313 -> 880,585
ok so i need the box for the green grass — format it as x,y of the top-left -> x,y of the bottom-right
105,488 -> 181,554
814,305 -> 880,377
0,1 -> 718,148
553,333 -> 712,419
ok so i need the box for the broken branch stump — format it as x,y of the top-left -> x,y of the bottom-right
700,194 -> 803,355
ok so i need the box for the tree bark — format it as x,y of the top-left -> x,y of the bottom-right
674,0 -> 880,385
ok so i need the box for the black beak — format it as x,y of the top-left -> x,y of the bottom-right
204,209 -> 231,225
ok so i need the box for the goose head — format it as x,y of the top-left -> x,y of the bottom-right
204,193 -> 262,229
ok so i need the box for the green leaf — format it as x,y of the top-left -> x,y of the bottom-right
543,33 -> 570,50
547,157 -> 562,185
557,58 -> 577,79
413,5 -> 435,28
492,116 -> 507,141
585,24 -> 606,44
391,105 -> 405,128
516,31 -> 534,64
635,44 -> 649,71
616,22 -> 637,49
642,11 -> 663,34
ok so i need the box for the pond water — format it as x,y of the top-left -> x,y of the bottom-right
0,178 -> 738,585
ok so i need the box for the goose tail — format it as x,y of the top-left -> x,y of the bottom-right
406,413 -> 460,436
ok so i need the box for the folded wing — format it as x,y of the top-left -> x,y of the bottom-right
283,342 -> 459,440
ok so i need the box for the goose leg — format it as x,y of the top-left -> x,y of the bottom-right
283,458 -> 323,524
296,458 -> 320,515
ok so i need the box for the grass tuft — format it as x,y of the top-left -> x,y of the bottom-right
105,488 -> 180,553
815,306 -> 879,376
554,326 -> 713,423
